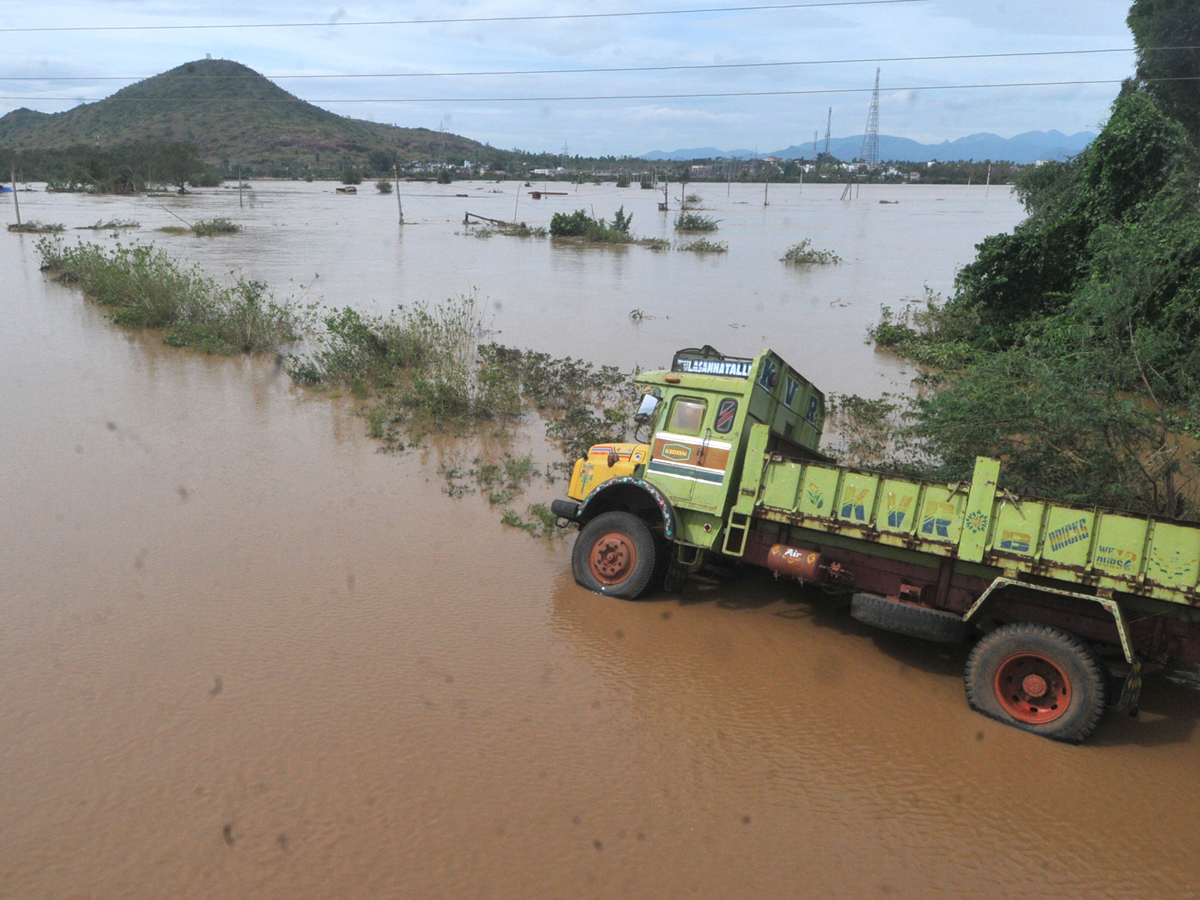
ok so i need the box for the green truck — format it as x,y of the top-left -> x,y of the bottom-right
551,346 -> 1200,743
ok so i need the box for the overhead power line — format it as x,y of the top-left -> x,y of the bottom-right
3,77 -> 1194,105
0,0 -> 932,34
4,46 -> 1188,83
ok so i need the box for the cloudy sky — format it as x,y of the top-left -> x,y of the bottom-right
0,0 -> 1138,155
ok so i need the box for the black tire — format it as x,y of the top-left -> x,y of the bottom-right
964,622 -> 1108,744
572,511 -> 658,600
850,592 -> 966,644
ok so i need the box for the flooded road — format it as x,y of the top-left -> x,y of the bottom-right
2,182 -> 1198,898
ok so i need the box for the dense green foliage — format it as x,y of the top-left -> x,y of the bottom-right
286,297 -> 634,463
36,239 -> 303,353
0,139 -> 211,193
549,207 -> 634,243
1128,0 -> 1200,140
857,75 -> 1200,518
673,212 -> 719,232
782,239 -> 842,266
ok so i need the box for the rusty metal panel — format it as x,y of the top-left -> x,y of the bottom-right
1147,521 -> 1200,592
799,465 -> 839,518
917,486 -> 967,545
991,499 -> 1044,557
762,461 -> 803,512
1093,514 -> 1148,579
878,479 -> 922,535
1041,507 -> 1096,568
837,472 -> 880,526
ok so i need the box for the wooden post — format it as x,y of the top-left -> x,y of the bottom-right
394,163 -> 404,224
238,167 -> 243,209
11,163 -> 20,226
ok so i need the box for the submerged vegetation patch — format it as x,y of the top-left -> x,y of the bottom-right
673,212 -> 719,232
8,221 -> 64,234
469,223 -> 548,239
192,217 -> 241,237
285,294 -> 635,467
37,235 -> 634,537
782,239 -> 842,266
36,238 -> 304,353
677,238 -> 727,253
77,218 -> 139,231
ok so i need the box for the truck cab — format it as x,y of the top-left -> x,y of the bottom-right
554,346 -> 828,586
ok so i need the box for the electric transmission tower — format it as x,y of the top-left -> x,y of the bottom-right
860,68 -> 880,167
823,108 -> 832,158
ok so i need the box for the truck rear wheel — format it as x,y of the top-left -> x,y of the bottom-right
850,592 -> 966,644
573,511 -> 658,600
964,622 -> 1108,743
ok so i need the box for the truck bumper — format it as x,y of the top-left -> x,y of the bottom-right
551,499 -> 581,523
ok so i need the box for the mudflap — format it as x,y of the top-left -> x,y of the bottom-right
1113,659 -> 1143,718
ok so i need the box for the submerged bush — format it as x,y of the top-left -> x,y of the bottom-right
8,221 -> 64,233
35,238 -> 302,353
782,239 -> 841,265
673,212 -> 719,232
549,207 -> 634,243
677,238 -> 727,253
192,217 -> 240,237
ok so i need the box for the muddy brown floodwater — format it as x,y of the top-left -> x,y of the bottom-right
2,182 -> 1198,898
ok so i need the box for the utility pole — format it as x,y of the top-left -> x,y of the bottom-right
727,160 -> 732,197
10,163 -> 20,226
764,171 -> 769,206
394,163 -> 404,224
238,166 -> 243,209
824,108 -> 832,158
985,162 -> 992,198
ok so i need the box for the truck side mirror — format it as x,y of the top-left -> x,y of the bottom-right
634,394 -> 659,424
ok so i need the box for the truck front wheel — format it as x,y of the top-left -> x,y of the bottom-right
573,511 -> 658,600
964,622 -> 1108,743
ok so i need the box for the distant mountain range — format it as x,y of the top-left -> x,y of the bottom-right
641,131 -> 1097,164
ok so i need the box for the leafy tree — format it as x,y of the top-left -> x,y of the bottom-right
1128,0 -> 1200,139
851,83 -> 1200,518
160,142 -> 204,193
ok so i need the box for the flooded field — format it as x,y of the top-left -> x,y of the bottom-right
2,181 -> 1198,898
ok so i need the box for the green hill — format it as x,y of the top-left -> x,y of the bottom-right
0,58 -> 496,176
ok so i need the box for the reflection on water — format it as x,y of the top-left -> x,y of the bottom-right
2,183 -> 1198,899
